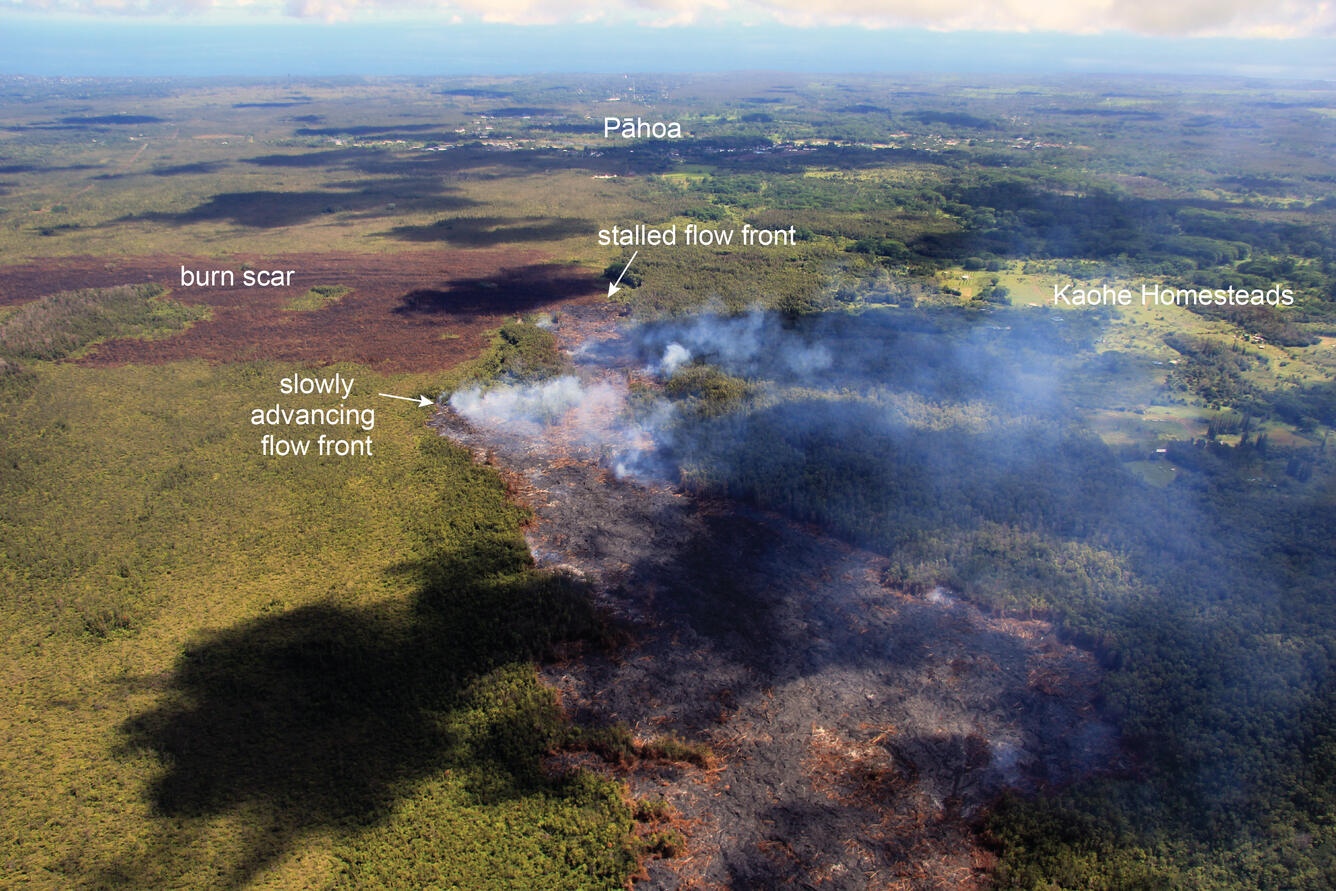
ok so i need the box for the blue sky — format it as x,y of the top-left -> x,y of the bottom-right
0,1 -> 1332,77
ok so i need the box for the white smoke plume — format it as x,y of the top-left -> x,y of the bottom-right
448,373 -> 676,481
449,375 -> 622,435
655,342 -> 692,376
639,309 -> 832,380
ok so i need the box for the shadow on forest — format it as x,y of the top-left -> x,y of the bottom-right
242,145 -> 664,179
62,114 -> 165,125
235,140 -> 917,184
122,178 -> 475,228
95,161 -> 230,181
438,88 -> 513,99
385,214 -> 589,247
394,263 -> 600,315
149,161 -> 231,177
482,106 -> 560,117
233,101 -> 310,109
241,148 -> 392,169
113,535 -> 610,887
295,123 -> 447,137
0,162 -> 103,174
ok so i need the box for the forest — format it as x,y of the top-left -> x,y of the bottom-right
625,300 -> 1336,887
1,72 -> 1334,888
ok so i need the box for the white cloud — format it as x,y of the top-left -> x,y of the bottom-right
748,0 -> 1335,38
2,0 -> 1333,36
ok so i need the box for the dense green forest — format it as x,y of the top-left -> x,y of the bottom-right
0,287 -> 664,887
641,304 -> 1336,887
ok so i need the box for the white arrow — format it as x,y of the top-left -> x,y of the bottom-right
379,392 -> 435,408
607,250 -> 639,297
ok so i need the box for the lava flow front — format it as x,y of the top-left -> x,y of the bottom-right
431,306 -> 1119,890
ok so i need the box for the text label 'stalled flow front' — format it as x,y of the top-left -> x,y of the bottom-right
598,223 -> 798,248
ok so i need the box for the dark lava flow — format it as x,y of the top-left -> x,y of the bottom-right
431,305 -> 1119,890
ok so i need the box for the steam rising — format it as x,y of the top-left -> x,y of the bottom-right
638,310 -> 834,379
448,372 -> 674,480
449,375 -> 620,436
447,306 -> 1060,483
448,309 -> 846,483
657,342 -> 691,376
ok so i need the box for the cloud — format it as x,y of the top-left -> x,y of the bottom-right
4,0 -> 218,15
750,0 -> 1336,38
2,0 -> 1332,36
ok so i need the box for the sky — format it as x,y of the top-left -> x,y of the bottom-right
0,0 -> 1333,77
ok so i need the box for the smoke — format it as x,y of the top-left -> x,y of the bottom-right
622,303 -> 1328,823
449,375 -> 620,435
628,305 -> 1074,433
448,305 -> 1081,491
440,299 -> 1333,835
656,342 -> 691,376
448,373 -> 676,481
636,309 -> 833,381
447,308 -> 845,483
447,305 -> 1082,504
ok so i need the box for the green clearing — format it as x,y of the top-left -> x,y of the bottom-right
283,284 -> 352,312
1123,458 -> 1179,486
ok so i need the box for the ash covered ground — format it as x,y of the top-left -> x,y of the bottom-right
431,305 -> 1120,889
